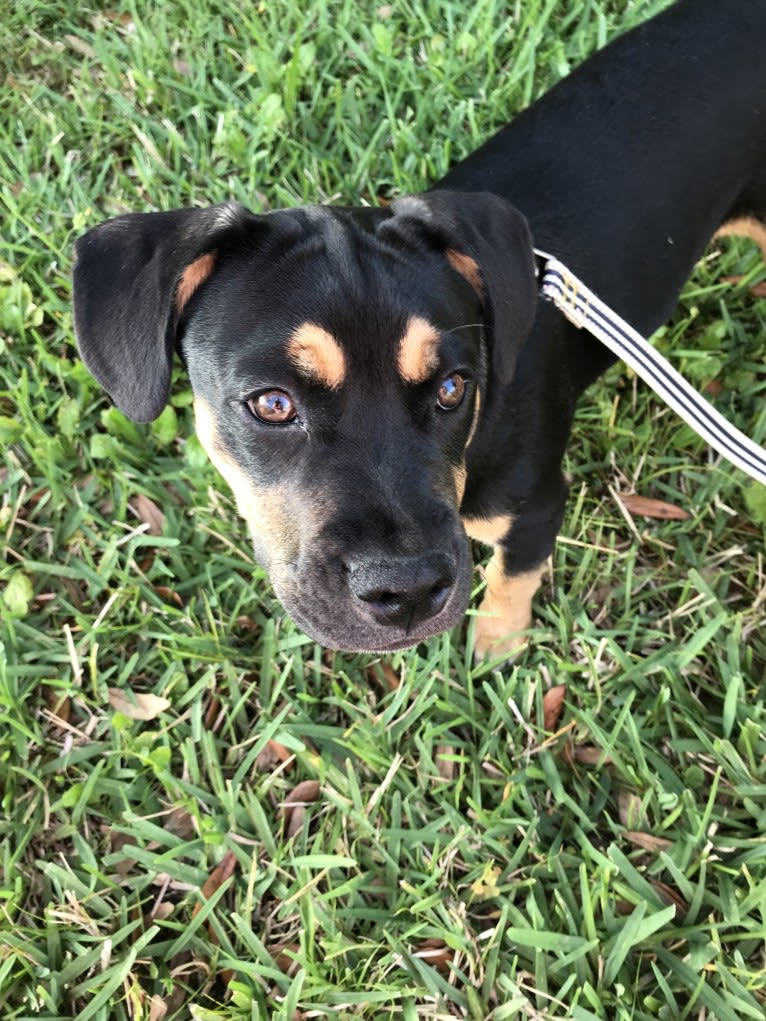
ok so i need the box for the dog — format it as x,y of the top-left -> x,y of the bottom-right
72,0 -> 766,657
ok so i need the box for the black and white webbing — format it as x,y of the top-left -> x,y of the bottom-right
536,251 -> 766,486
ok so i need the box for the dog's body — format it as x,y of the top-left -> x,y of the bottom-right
73,0 -> 766,656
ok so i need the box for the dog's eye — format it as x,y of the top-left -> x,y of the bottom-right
436,373 -> 466,411
246,389 -> 297,424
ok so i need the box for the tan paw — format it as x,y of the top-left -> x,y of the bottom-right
472,602 -> 531,661
472,559 -> 544,662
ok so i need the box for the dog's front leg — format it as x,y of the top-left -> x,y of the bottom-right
466,475 -> 568,661
473,551 -> 547,659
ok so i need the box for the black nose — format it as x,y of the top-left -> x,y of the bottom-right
348,553 -> 456,630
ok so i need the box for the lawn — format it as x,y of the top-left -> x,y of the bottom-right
1,0 -> 765,1018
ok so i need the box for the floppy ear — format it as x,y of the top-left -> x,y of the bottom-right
389,191 -> 538,383
73,201 -> 263,422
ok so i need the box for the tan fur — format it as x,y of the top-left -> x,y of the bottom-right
397,316 -> 441,384
714,216 -> 766,260
286,323 -> 346,389
465,388 -> 482,449
193,397 -> 291,555
445,249 -> 483,296
463,513 -> 514,546
473,558 -> 545,661
176,252 -> 217,314
452,463 -> 468,504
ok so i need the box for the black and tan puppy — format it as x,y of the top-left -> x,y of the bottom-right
73,0 -> 766,657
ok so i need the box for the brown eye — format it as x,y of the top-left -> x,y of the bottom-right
437,373 -> 466,411
246,389 -> 297,424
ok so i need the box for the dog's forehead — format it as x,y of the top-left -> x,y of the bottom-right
198,204 -> 482,383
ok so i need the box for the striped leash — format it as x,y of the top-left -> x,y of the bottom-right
535,251 -> 766,486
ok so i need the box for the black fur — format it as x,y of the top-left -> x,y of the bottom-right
73,0 -> 766,652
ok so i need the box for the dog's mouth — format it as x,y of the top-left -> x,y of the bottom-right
269,534 -> 472,653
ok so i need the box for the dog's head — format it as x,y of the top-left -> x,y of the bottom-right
73,192 -> 536,651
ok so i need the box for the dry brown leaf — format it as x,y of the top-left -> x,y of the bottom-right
153,585 -> 183,607
569,745 -> 613,766
164,807 -> 195,839
108,688 -> 170,721
271,942 -> 301,975
618,789 -> 646,830
618,493 -> 690,521
269,740 -> 294,764
149,902 -> 174,922
234,614 -> 260,633
435,745 -> 456,781
380,661 -> 400,690
624,830 -> 672,853
280,780 -> 321,838
46,687 -> 71,725
721,274 -> 766,299
64,34 -> 97,59
543,684 -> 567,732
132,493 -> 165,535
703,378 -> 724,397
414,938 -> 453,976
650,879 -> 688,914
192,850 -> 237,922
148,996 -> 168,1021
203,694 -> 221,731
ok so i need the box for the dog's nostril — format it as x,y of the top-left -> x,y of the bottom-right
350,555 -> 456,629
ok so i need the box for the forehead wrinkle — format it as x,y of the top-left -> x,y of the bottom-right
285,322 -> 347,389
397,316 -> 441,385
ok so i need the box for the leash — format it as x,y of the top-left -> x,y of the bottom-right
534,250 -> 766,486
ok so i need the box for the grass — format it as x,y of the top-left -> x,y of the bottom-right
1,0 -> 766,1017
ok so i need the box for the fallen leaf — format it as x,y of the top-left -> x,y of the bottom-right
414,938 -> 453,975
149,902 -> 174,922
543,685 -> 567,732
618,789 -> 646,830
108,688 -> 170,721
618,493 -> 690,521
46,687 -> 71,725
164,807 -> 195,839
153,585 -> 183,607
703,379 -> 724,397
721,274 -> 766,298
270,942 -> 300,975
568,745 -> 613,766
255,738 -> 295,772
64,34 -> 97,59
269,740 -> 294,763
650,879 -> 687,914
280,780 -> 321,838
624,830 -> 673,853
435,745 -> 456,781
149,997 -> 168,1021
235,614 -> 259,633
131,493 -> 165,535
380,661 -> 400,690
193,850 -> 237,921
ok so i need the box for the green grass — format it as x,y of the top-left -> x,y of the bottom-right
2,0 -> 766,1017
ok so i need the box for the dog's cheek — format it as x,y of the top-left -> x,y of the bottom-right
193,398 -> 297,567
451,462 -> 467,504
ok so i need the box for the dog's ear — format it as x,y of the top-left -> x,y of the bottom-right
389,191 -> 538,383
73,201 -> 264,422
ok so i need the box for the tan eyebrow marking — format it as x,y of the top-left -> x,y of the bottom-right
445,249 -> 483,297
176,252 -> 217,314
285,322 -> 346,389
397,316 -> 442,385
